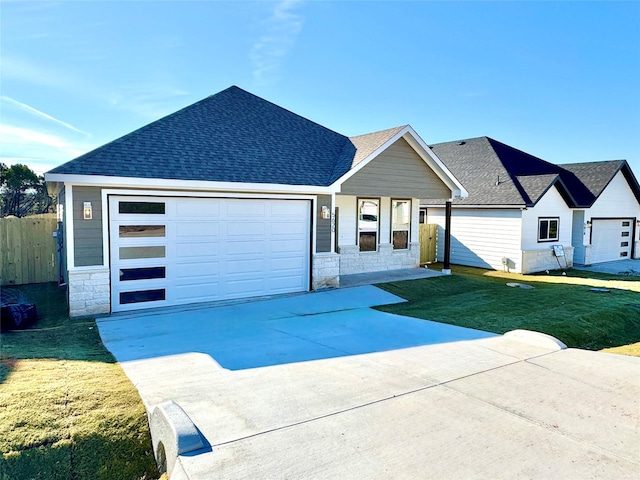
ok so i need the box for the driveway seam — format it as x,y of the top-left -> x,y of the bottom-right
441,365 -> 640,466
210,353 -> 555,448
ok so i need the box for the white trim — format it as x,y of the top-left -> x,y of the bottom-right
101,189 -> 110,268
65,184 -> 75,269
331,191 -> 336,253
331,125 -> 468,199
45,173 -> 337,195
100,188 -> 318,201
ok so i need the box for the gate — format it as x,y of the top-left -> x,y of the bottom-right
419,223 -> 437,264
0,214 -> 58,286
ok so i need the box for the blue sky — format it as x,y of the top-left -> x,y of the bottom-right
2,0 -> 639,176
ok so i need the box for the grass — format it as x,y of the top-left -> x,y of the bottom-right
376,264 -> 640,352
0,283 -> 160,480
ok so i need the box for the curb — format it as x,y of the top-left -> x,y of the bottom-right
503,329 -> 567,351
149,400 -> 205,478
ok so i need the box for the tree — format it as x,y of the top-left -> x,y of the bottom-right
0,163 -> 55,217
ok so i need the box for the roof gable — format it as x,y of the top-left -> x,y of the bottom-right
560,160 -> 640,205
428,137 -> 637,208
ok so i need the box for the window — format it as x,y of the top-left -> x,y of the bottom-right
120,289 -> 165,304
621,242 -> 629,247
119,246 -> 166,260
622,221 -> 630,227
538,218 -> 559,242
119,267 -> 166,281
119,201 -> 165,214
419,208 -> 428,225
119,225 -> 165,238
621,231 -> 630,237
358,199 -> 379,252
392,200 -> 411,250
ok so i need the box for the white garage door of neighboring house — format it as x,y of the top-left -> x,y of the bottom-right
590,218 -> 634,264
109,196 -> 311,312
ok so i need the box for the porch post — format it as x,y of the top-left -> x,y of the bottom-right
442,199 -> 452,275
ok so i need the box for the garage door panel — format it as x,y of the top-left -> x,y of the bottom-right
110,196 -> 310,312
270,222 -> 306,235
270,202 -> 308,216
175,262 -> 220,278
226,222 -> 265,236
175,200 -> 221,217
176,242 -> 220,258
226,201 -> 266,216
176,222 -> 220,237
225,241 -> 263,255
227,259 -> 265,275
174,283 -> 221,302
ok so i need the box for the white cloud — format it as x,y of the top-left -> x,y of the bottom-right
1,96 -> 91,137
250,0 -> 305,84
0,96 -> 96,172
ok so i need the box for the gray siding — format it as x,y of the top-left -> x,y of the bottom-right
340,138 -> 451,199
316,194 -> 332,253
58,187 -> 67,283
73,186 -> 103,267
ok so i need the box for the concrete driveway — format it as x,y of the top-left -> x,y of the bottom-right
573,258 -> 640,276
97,286 -> 640,479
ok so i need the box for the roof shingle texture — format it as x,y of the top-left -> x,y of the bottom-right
428,137 -> 633,207
49,86 -> 360,187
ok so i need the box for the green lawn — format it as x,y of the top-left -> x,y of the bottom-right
0,283 -> 160,480
376,265 -> 640,351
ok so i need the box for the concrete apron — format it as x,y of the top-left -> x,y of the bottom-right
97,286 -> 640,479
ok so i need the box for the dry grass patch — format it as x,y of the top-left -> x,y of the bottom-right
0,283 -> 159,480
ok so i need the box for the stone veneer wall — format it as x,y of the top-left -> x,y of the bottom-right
312,253 -> 340,290
521,246 -> 574,274
338,242 -> 420,276
68,267 -> 110,317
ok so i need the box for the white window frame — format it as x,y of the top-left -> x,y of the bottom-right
357,198 -> 379,252
391,199 -> 411,250
538,217 -> 559,242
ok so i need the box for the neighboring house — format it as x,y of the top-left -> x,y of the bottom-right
422,137 -> 640,274
45,86 -> 466,317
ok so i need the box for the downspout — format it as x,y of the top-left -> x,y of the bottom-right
442,199 -> 452,275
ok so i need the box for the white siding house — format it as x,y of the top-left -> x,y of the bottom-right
424,137 -> 640,274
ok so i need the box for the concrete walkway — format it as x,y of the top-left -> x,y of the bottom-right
97,286 -> 640,479
340,266 -> 445,287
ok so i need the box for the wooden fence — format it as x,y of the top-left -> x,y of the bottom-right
419,223 -> 437,264
0,213 -> 59,286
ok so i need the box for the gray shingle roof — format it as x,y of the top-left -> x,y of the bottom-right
48,86 -> 357,187
426,137 -> 638,207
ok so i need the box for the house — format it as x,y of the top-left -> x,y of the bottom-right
422,137 -> 640,274
45,86 -> 466,317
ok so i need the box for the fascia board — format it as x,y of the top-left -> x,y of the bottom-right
44,173 -> 337,195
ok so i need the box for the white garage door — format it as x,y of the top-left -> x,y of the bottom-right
590,219 -> 633,264
109,196 -> 311,312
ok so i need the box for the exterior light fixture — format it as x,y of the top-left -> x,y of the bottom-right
83,202 -> 92,220
586,220 -> 591,228
321,205 -> 330,220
